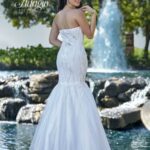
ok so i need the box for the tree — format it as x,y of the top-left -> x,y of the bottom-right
1,0 -> 149,58
1,0 -> 57,28
118,0 -> 150,59
1,0 -> 95,28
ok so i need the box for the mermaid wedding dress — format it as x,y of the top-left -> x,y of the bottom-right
29,26 -> 111,150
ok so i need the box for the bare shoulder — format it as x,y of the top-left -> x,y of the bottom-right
53,11 -> 61,20
71,9 -> 82,17
72,8 -> 84,17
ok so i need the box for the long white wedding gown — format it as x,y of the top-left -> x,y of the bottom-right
29,26 -> 111,150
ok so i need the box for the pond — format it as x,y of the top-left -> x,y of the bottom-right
0,69 -> 150,150
0,121 -> 150,150
0,69 -> 150,80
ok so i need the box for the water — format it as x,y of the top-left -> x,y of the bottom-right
0,70 -> 51,80
90,0 -> 127,70
106,124 -> 150,150
0,121 -> 150,150
0,69 -> 150,80
0,70 -> 150,149
87,69 -> 150,80
0,121 -> 34,150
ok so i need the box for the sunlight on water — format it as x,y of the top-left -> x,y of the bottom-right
0,122 -> 150,150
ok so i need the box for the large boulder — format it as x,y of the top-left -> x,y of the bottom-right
104,78 -> 132,97
100,95 -> 149,129
16,104 -> 45,124
93,79 -> 106,98
29,72 -> 58,94
100,106 -> 141,129
0,85 -> 15,97
104,80 -> 119,97
28,93 -> 49,104
118,88 -> 136,103
0,98 -> 26,120
131,77 -> 146,89
28,72 -> 58,103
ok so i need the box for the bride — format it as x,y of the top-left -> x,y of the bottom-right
29,0 -> 111,149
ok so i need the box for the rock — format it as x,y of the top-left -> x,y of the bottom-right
118,88 -> 136,102
16,104 -> 45,124
131,77 -> 146,89
29,72 -> 58,84
28,72 -> 58,103
116,80 -> 131,93
146,90 -> 150,99
0,98 -> 26,120
100,96 -> 119,108
25,80 -> 30,88
100,106 -> 141,129
28,93 -> 49,104
29,83 -> 53,94
97,89 -> 105,101
104,80 -> 118,97
0,85 -> 15,97
0,79 -> 5,85
99,87 -> 149,130
93,79 -> 106,98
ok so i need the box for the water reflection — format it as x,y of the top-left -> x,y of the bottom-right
0,121 -> 36,150
106,124 -> 150,150
0,121 -> 150,150
0,70 -> 150,80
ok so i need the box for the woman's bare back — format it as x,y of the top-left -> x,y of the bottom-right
55,9 -> 81,30
49,5 -> 97,47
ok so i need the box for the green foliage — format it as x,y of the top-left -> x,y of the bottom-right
127,47 -> 150,69
118,0 -> 149,32
1,0 -> 57,28
1,0 -> 98,28
91,0 -> 100,14
0,44 -> 58,70
118,0 -> 150,58
0,44 -> 92,70
84,36 -> 94,49
1,0 -> 149,35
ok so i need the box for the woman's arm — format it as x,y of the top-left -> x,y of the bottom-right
89,10 -> 97,38
75,5 -> 97,39
49,16 -> 62,47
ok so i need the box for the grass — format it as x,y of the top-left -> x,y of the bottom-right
134,47 -> 150,58
127,47 -> 150,69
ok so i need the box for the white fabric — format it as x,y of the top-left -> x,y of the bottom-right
29,26 -> 111,150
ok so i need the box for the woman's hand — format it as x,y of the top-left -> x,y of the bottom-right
80,5 -> 96,15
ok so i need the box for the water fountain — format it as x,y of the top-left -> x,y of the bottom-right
90,0 -> 128,71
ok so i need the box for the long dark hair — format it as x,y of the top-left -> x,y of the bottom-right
57,0 -> 83,12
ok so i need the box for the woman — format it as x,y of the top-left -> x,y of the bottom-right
29,0 -> 111,149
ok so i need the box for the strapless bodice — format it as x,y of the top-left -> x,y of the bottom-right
59,26 -> 84,46
56,26 -> 88,84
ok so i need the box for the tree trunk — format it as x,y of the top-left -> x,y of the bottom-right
125,32 -> 134,56
144,25 -> 150,59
